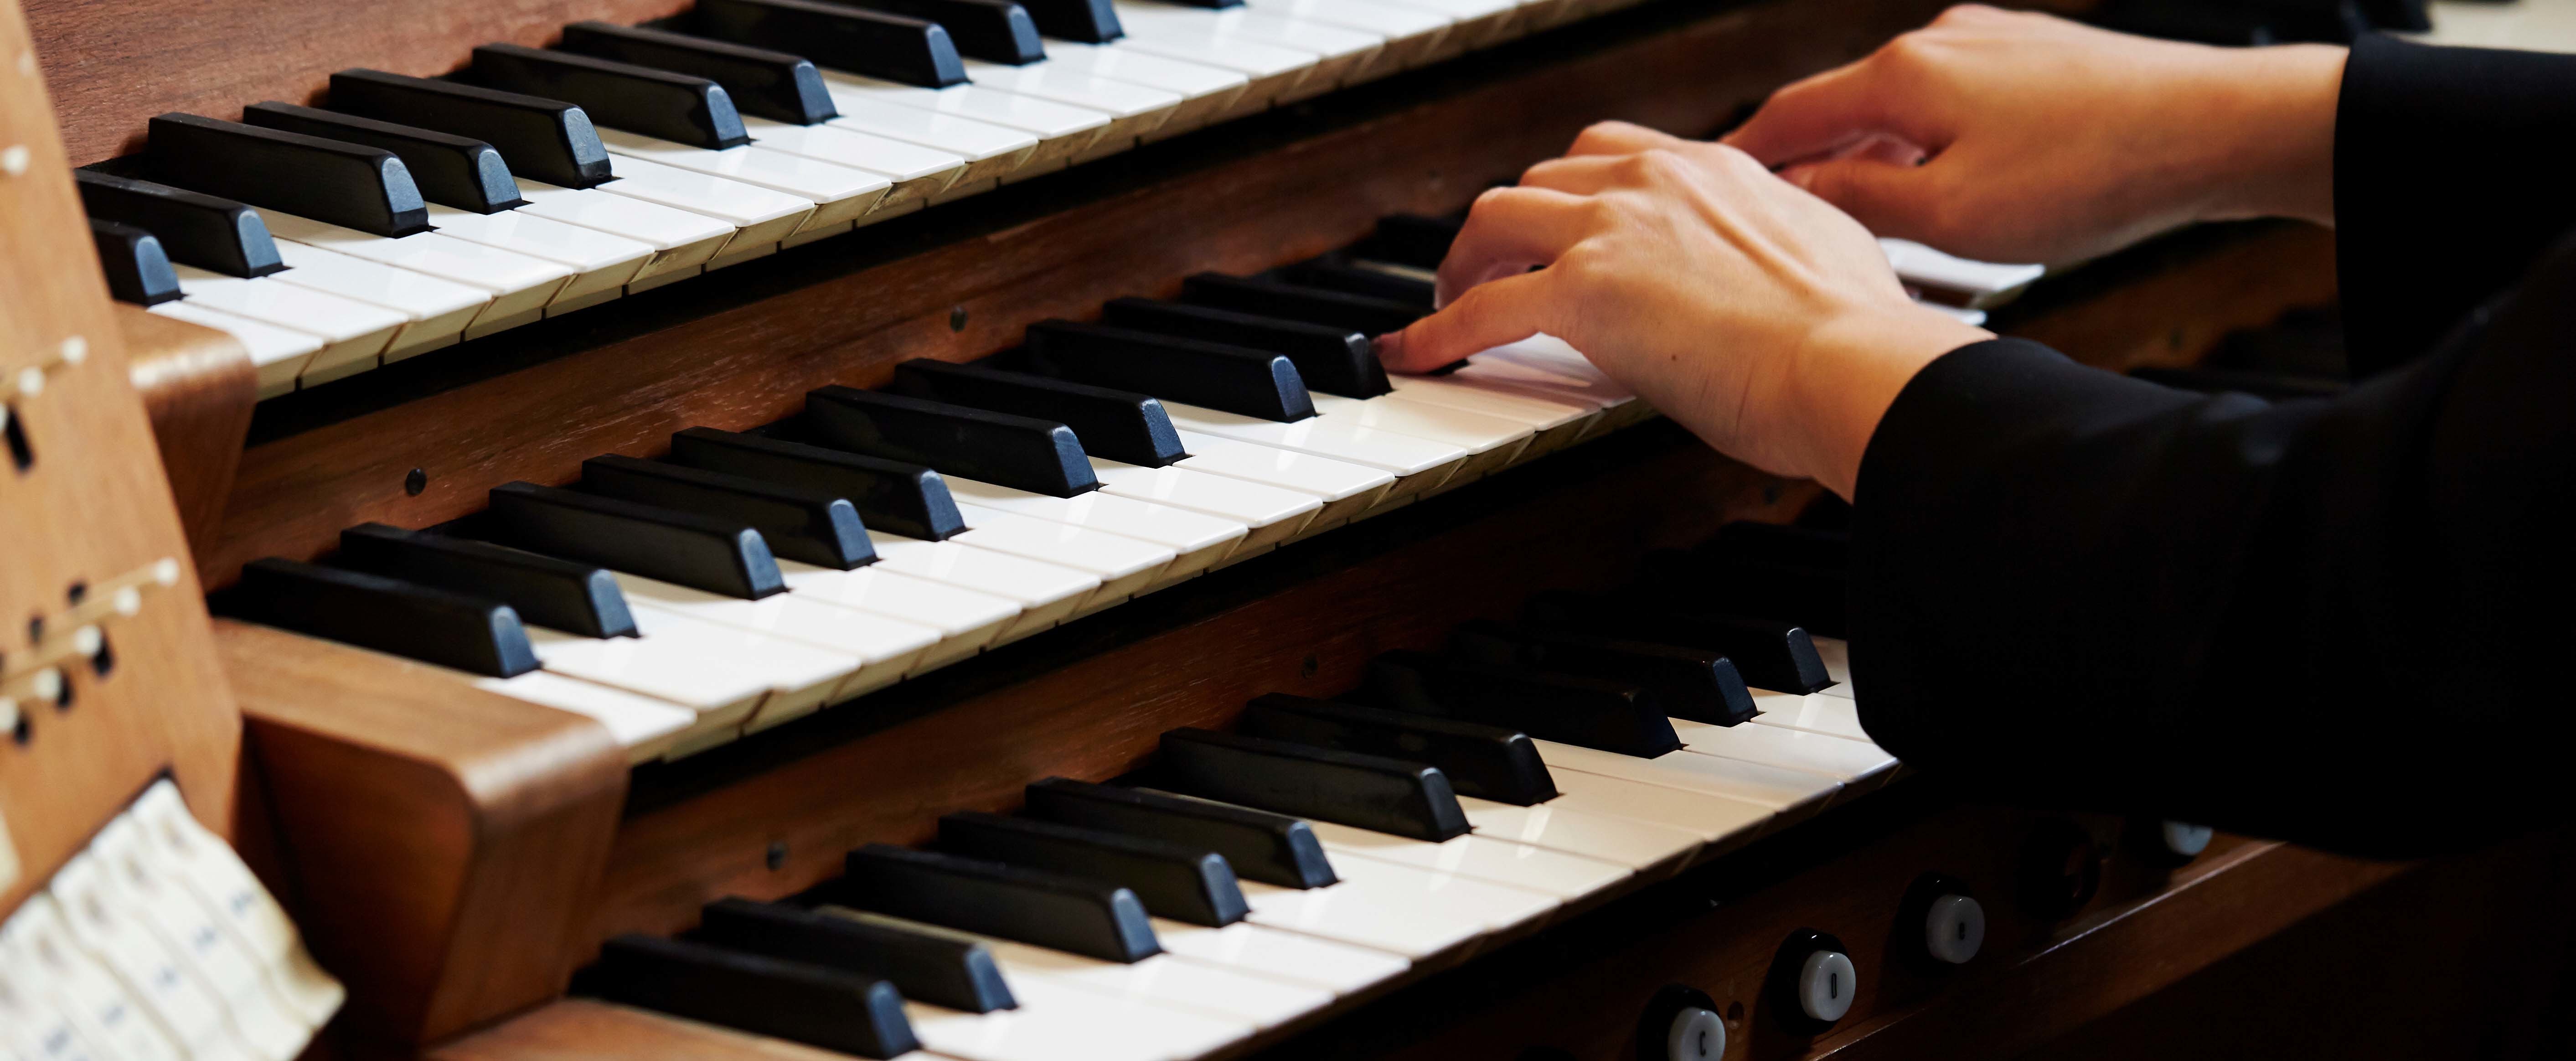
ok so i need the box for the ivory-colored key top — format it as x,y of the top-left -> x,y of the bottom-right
264,241 -> 486,363
866,529 -> 1100,643
1453,794 -> 1704,875
473,670 -> 697,762
943,479 -> 1247,586
1239,854 -> 1554,959
1541,769 -> 1776,856
1169,429 -> 1394,537
1749,689 -> 1871,742
1239,0 -> 1453,74
960,59 -> 1187,153
1112,2 -> 1380,98
1082,33 -> 1318,119
510,179 -> 735,286
1535,740 -> 1842,826
1308,393 -> 1533,487
600,131 -> 891,232
739,117 -> 968,212
1670,717 -> 1900,787
1146,917 -> 1409,996
592,154 -> 816,260
1305,821 -> 1628,899
1383,0 -> 1522,52
954,932 -> 1330,1029
165,267 -> 402,388
1160,402 -> 1466,507
1037,42 -> 1250,137
1810,635 -> 1856,697
1385,374 -> 1601,460
521,622 -> 773,741
949,502 -> 1176,613
147,302 -> 323,400
608,576 -> 931,708
420,205 -> 652,315
1089,459 -> 1322,555
1476,335 -> 1657,427
775,561 -> 1021,670
899,973 -> 1250,1061
258,210 -> 573,340
824,95 -> 1042,185
822,72 -> 1113,170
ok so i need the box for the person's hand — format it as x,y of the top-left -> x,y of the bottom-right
1373,139 -> 1991,499
1719,5 -> 2346,264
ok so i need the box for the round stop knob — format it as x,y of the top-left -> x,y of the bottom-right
1922,894 -> 1987,965
1634,984 -> 1725,1061
1765,929 -> 1858,1034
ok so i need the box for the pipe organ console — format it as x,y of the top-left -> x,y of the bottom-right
4,0 -> 2569,1056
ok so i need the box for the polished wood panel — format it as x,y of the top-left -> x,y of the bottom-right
221,619 -> 630,1046
121,304 -> 256,572
0,0 -> 239,913
201,0 -> 1952,588
428,999 -> 855,1061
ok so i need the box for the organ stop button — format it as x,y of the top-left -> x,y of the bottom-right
1766,929 -> 1857,1033
1897,872 -> 1986,969
1635,984 -> 1725,1061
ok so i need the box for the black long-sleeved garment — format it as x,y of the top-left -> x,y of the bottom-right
1847,35 -> 2576,858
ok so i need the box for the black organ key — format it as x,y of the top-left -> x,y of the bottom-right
849,0 -> 1047,64
1448,620 -> 1755,726
667,427 -> 968,542
336,523 -> 638,638
1349,213 -> 1461,271
840,844 -> 1161,963
938,811 -> 1249,927
695,0 -> 970,89
88,220 -> 181,306
469,44 -> 750,151
483,481 -> 786,600
1278,261 -> 1435,310
580,455 -> 876,570
803,385 -> 1100,497
588,934 -> 919,1059
558,21 -> 839,126
1239,693 -> 1558,806
74,171 -> 285,278
891,358 -> 1185,467
1180,272 -> 1428,337
1156,728 -> 1471,843
220,558 -> 538,678
1526,591 -> 1833,694
327,69 -> 616,189
1358,649 -> 1682,758
695,897 -> 1015,1013
1099,298 -> 1390,399
1022,777 -> 1337,889
239,103 -> 526,214
145,114 -> 430,237
1019,321 -> 1315,422
1013,0 -> 1123,43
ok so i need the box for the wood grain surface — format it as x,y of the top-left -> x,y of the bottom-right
121,304 -> 255,573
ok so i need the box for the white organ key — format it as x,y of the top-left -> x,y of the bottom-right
1810,636 -> 1856,698
522,621 -> 773,744
598,131 -> 892,233
1168,429 -> 1394,530
418,205 -> 653,316
737,118 -> 968,214
1236,0 -> 1452,73
165,267 -> 403,388
1236,854 -> 1550,959
1747,689 -> 1871,742
264,241 -> 485,364
256,211 -> 573,340
1144,918 -> 1408,996
46,854 -> 246,1057
1669,717 -> 1899,787
1384,374 -> 1600,459
606,576 -> 932,707
1111,3 -> 1380,96
1435,344 -> 1640,438
1087,459 -> 1322,554
1302,820 -> 1628,899
1307,392 -> 1533,483
1085,33 -> 1317,114
948,503 -> 1176,608
1540,769 -> 1775,855
822,96 -> 1041,186
127,783 -> 343,1027
86,822 -> 308,1061
819,72 -> 1112,171
1535,740 -> 1841,826
2,897 -> 186,1061
958,60 -> 1186,155
1879,237 -> 2044,306
1159,402 -> 1466,504
864,529 -> 1101,642
1382,0 -> 1522,51
1033,43 -> 1249,137
588,155 -> 816,267
1451,794 -> 1703,874
1476,336 -> 1658,427
898,973 -> 1248,1061
941,479 -> 1247,585
774,561 -> 1022,669
510,179 -> 735,287
621,602 -> 869,735
145,302 -> 323,400
471,669 -> 698,762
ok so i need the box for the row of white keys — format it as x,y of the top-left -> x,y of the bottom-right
1669,714 -> 1901,789
891,961 -> 1247,1061
1236,844 -> 1555,960
599,129 -> 892,236
822,95 -> 1041,187
1237,0 -> 1454,75
145,301 -> 325,401
418,203 -> 654,316
1170,429 -> 1395,531
736,116 -> 969,215
519,608 -> 790,755
257,210 -> 573,339
1305,391 -> 1533,487
774,559 -> 1022,669
822,70 -> 1111,174
941,478 -> 1246,586
1386,372 -> 1604,459
1159,401 -> 1466,507
1298,819 -> 1629,900
265,240 -> 486,365
1087,458 -> 1322,554
956,58 -> 1186,160
1541,767 -> 1777,859
1880,237 -> 2044,306
1534,739 -> 1842,828
511,178 -> 737,286
163,265 -> 405,390
1069,33 -> 1313,125
1479,335 -> 1656,427
1036,42 -> 1250,137
605,573 -> 936,718
1450,792 -> 1705,876
832,909 -> 1328,1030
585,157 -> 817,274
1144,916 -> 1409,996
1750,690 -> 1870,741
865,528 -> 1104,642
1110,1 -> 1380,100
949,502 -> 1176,608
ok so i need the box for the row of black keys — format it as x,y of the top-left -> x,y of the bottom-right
77,0 -> 1244,286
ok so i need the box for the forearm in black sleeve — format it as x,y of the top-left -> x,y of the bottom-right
2337,33 -> 2576,375
1846,238 -> 2576,858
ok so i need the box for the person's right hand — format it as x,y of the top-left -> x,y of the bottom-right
1713,5 -> 2346,265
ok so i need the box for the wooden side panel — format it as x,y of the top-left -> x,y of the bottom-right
428,999 -> 855,1061
121,303 -> 256,571
0,0 -> 239,911
219,620 -> 630,1046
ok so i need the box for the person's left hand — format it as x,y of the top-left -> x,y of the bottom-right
1374,122 -> 1992,498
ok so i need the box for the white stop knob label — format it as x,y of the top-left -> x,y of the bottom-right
1666,1006 -> 1726,1061
1797,950 -> 1857,1023
1923,894 -> 1986,965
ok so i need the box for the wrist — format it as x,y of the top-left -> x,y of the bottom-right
2191,43 -> 2348,225
1776,303 -> 1991,500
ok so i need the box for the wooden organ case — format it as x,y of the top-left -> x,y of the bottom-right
9,0 -> 2573,1056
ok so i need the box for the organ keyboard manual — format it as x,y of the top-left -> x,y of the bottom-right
2,0 -> 2565,1056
